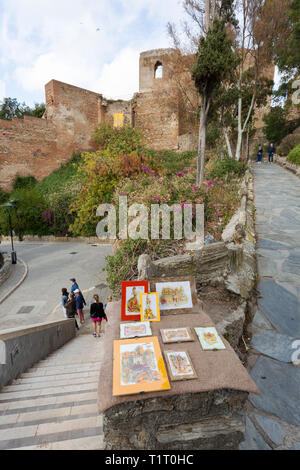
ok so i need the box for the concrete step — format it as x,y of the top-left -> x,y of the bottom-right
5,375 -> 98,392
20,366 -> 100,379
11,434 -> 104,450
0,391 -> 98,413
0,382 -> 98,401
0,403 -> 100,428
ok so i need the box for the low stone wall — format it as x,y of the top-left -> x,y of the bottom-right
275,154 -> 300,178
104,390 -> 248,450
0,257 -> 12,287
0,319 -> 76,390
0,235 -> 113,244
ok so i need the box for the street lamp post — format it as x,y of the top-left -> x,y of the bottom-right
2,201 -> 17,264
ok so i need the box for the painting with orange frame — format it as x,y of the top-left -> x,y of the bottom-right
140,292 -> 160,322
121,280 -> 149,321
113,336 -> 170,396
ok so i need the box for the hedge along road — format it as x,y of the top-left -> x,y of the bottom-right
0,241 -> 113,331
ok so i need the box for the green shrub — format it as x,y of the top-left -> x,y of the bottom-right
207,157 -> 247,180
12,175 -> 37,190
0,188 -> 48,237
93,124 -> 144,154
277,127 -> 300,156
0,188 -> 9,204
287,144 -> 300,166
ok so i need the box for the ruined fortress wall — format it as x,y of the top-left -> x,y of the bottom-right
0,116 -> 58,190
134,90 -> 179,150
45,80 -> 103,151
105,100 -> 133,127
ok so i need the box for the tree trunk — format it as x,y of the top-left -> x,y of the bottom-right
196,96 -> 208,186
223,126 -> 233,158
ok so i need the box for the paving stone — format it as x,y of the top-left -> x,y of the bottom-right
252,310 -> 272,330
257,279 -> 300,337
252,413 -> 287,446
251,331 -> 299,363
239,417 -> 271,450
249,357 -> 300,426
257,239 -> 289,250
287,442 -> 300,450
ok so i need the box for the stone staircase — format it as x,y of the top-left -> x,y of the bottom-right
0,331 -> 104,450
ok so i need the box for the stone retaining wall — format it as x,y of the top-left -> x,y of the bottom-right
0,319 -> 76,390
0,257 -> 12,287
275,154 -> 300,178
104,390 -> 248,450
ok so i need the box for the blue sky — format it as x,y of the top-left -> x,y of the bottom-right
0,0 -> 185,106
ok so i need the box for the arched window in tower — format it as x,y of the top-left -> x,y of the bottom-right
154,61 -> 163,79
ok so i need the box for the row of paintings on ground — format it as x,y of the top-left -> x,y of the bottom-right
121,277 -> 197,321
113,327 -> 226,396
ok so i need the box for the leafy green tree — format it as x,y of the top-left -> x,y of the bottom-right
191,17 -> 238,184
263,106 -> 300,145
0,98 -> 45,120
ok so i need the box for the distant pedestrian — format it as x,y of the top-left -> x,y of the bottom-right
65,293 -> 79,330
74,289 -> 85,324
104,295 -> 113,311
268,143 -> 276,163
70,278 -> 86,306
257,146 -> 263,163
90,294 -> 108,337
61,288 -> 69,318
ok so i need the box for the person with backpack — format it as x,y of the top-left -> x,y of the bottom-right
257,145 -> 263,164
65,293 -> 79,330
74,289 -> 85,324
90,294 -> 108,337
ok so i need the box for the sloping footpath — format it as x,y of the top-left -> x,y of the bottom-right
240,162 -> 300,450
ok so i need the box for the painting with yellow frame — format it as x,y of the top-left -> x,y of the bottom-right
113,336 -> 170,396
139,292 -> 160,322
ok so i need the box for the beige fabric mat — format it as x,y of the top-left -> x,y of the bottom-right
98,300 -> 259,413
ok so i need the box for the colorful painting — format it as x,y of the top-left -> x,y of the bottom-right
121,281 -> 149,321
120,322 -> 152,339
140,292 -> 160,322
160,327 -> 194,344
113,337 -> 170,396
194,327 -> 226,350
155,281 -> 193,311
164,350 -> 197,381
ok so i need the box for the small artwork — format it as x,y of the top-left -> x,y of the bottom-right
149,277 -> 198,316
164,350 -> 197,381
121,281 -> 149,321
113,337 -> 170,396
140,293 -> 160,322
160,327 -> 194,344
120,322 -> 152,339
195,327 -> 226,350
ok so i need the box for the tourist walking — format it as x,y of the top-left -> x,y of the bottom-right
70,278 -> 86,306
104,295 -> 112,312
257,146 -> 263,163
65,293 -> 79,330
61,288 -> 69,318
74,289 -> 85,324
90,294 -> 108,337
268,143 -> 276,163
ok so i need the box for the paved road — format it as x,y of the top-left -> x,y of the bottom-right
0,242 -> 113,331
240,162 -> 300,450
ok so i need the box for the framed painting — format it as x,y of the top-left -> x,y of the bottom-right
164,350 -> 197,381
160,327 -> 194,344
121,281 -> 149,321
140,292 -> 160,322
194,327 -> 226,350
120,321 -> 152,339
149,276 -> 198,316
113,336 -> 170,396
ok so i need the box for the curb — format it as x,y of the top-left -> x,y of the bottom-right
0,258 -> 28,305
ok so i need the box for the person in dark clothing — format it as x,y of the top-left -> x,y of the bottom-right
90,294 -> 108,337
257,146 -> 263,163
65,293 -> 79,330
268,143 -> 276,163
74,289 -> 85,324
70,278 -> 86,306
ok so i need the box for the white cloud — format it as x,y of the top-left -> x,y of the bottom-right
0,80 -> 6,101
0,0 -> 185,103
